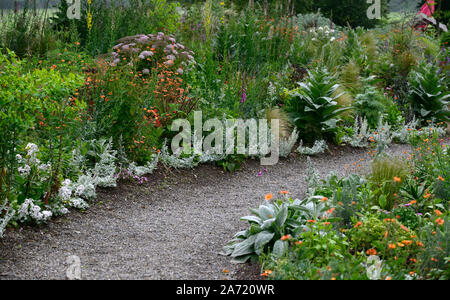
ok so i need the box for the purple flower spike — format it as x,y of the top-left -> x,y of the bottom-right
241,88 -> 246,104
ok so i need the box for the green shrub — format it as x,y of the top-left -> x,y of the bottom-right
284,68 -> 351,142
354,87 -> 391,129
408,62 -> 450,124
349,215 -> 416,254
0,49 -> 85,211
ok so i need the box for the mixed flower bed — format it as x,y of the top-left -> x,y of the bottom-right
224,132 -> 448,280
0,0 -> 448,279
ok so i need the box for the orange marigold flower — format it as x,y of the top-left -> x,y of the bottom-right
320,196 -> 328,202
265,193 -> 273,201
388,243 -> 396,249
402,240 -> 412,246
424,192 -> 431,199
437,176 -> 445,182
393,176 -> 402,183
280,234 -> 291,241
435,218 -> 444,226
400,224 -> 410,232
280,190 -> 289,195
354,221 -> 363,228
366,248 -> 377,255
326,208 -> 335,214
307,219 -> 316,223
397,242 -> 405,247
434,209 -> 442,216
409,200 -> 417,205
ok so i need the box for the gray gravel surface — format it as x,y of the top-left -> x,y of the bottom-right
0,144 -> 412,280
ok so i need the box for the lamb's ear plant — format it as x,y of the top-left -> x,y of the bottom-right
222,196 -> 329,263
221,199 -> 292,263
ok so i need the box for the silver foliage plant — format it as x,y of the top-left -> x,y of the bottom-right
297,139 -> 328,156
0,199 -> 15,237
342,117 -> 446,150
279,128 -> 299,158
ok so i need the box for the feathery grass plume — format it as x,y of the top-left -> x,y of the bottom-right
332,86 -> 353,110
339,60 -> 363,95
359,31 -> 377,64
368,155 -> 409,210
265,107 -> 293,139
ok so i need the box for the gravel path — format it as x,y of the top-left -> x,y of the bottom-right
0,144 -> 412,280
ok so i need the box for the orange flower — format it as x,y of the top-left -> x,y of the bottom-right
424,192 -> 431,199
437,176 -> 445,182
354,221 -> 363,228
435,218 -> 444,225
397,242 -> 405,247
393,176 -> 402,183
294,241 -> 303,246
260,270 -> 272,277
280,234 -> 291,241
409,200 -> 417,205
223,269 -> 229,274
280,190 -> 289,195
388,243 -> 396,249
265,193 -> 273,201
326,208 -> 335,214
366,248 -> 377,255
434,209 -> 442,216
384,231 -> 388,238
402,240 -> 412,246
307,219 -> 316,223
320,196 -> 328,202
400,224 -> 410,232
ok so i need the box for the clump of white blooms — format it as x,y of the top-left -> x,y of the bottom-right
17,198 -> 52,224
297,140 -> 328,156
279,128 -> 299,158
59,179 -> 73,201
68,197 -> 89,210
74,174 -> 96,200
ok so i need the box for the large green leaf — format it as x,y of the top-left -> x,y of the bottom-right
254,231 -> 275,255
275,204 -> 288,228
272,240 -> 288,258
231,234 -> 257,257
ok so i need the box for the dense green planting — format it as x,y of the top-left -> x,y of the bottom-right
0,0 -> 449,279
